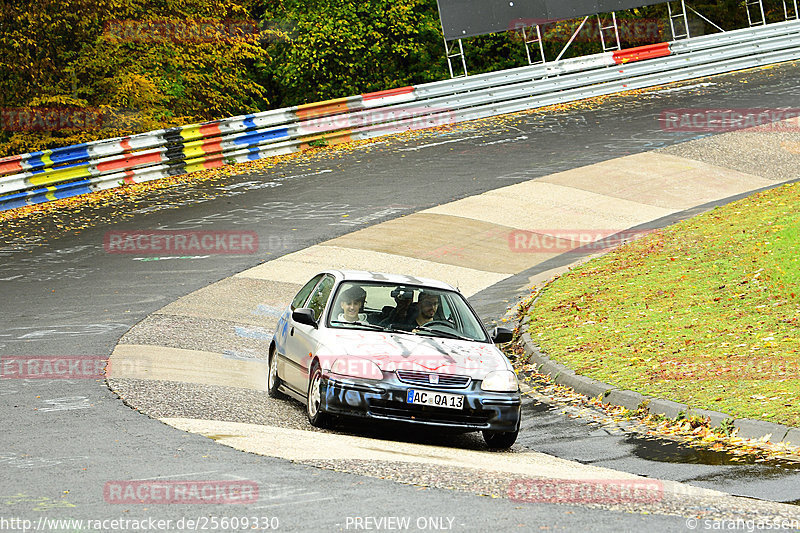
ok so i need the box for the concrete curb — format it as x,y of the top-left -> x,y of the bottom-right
517,331 -> 800,445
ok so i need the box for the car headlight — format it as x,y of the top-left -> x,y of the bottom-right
330,357 -> 383,380
481,370 -> 519,392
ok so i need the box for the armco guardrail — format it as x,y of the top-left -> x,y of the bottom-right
2,20 -> 800,212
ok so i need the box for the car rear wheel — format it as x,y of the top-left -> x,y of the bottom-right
483,428 -> 518,450
306,362 -> 330,428
267,348 -> 284,399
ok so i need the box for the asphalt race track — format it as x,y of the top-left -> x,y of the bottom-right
2,62 -> 800,532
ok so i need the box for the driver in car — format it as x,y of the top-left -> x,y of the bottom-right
336,285 -> 368,323
411,290 -> 440,328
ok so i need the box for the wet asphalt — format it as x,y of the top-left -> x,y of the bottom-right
2,62 -> 800,530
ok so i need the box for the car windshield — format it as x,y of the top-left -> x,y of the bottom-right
327,281 -> 489,342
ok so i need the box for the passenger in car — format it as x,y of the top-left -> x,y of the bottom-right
374,287 -> 416,326
336,285 -> 368,323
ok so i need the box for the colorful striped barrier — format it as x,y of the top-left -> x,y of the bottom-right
2,19 -> 800,212
613,42 -> 672,64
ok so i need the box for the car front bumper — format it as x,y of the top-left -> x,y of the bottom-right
321,372 -> 521,433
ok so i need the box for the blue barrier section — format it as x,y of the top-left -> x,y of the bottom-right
233,128 -> 290,147
242,115 -> 258,130
25,152 -> 52,171
0,179 -> 95,211
50,144 -> 92,166
28,159 -> 92,175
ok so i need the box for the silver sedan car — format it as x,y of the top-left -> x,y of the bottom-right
268,270 -> 521,449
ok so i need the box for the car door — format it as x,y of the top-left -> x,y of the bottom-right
284,274 -> 335,392
275,274 -> 323,390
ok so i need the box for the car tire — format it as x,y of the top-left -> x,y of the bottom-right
483,428 -> 518,450
306,361 -> 330,428
267,347 -> 285,399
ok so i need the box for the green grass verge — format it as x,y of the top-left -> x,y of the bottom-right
525,181 -> 800,427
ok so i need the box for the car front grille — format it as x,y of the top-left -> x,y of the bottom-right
367,399 -> 491,427
395,370 -> 470,389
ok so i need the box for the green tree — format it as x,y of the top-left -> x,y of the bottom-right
0,0 -> 274,156
261,0 -> 445,107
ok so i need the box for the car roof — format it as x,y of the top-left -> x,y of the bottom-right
324,270 -> 457,291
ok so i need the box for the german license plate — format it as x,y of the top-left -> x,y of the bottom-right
406,389 -> 464,410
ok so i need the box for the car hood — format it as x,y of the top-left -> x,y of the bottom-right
317,330 -> 512,380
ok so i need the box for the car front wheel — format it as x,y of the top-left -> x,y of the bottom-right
306,362 -> 330,428
267,348 -> 284,399
483,428 -> 518,450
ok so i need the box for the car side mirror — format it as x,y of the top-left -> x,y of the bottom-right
292,308 -> 318,328
491,326 -> 513,344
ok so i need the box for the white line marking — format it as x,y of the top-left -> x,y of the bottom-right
253,497 -> 335,508
481,135 -> 528,146
137,470 -> 219,480
398,136 -> 482,151
652,82 -> 716,94
277,169 -> 333,181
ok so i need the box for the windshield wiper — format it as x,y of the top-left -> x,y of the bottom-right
411,325 -> 474,341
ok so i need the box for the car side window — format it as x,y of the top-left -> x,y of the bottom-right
306,275 -> 335,321
439,296 -> 453,321
291,274 -> 324,310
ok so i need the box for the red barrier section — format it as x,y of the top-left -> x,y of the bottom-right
0,156 -> 23,175
201,138 -> 223,156
613,43 -> 671,64
296,98 -> 352,120
97,151 -> 163,172
362,86 -> 415,101
199,122 -> 222,138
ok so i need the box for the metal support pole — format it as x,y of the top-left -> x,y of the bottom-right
745,0 -> 766,26
522,25 -> 546,65
784,0 -> 799,20
444,38 -> 468,78
597,12 -> 621,52
687,5 -> 726,33
667,0 -> 691,40
555,17 -> 590,62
